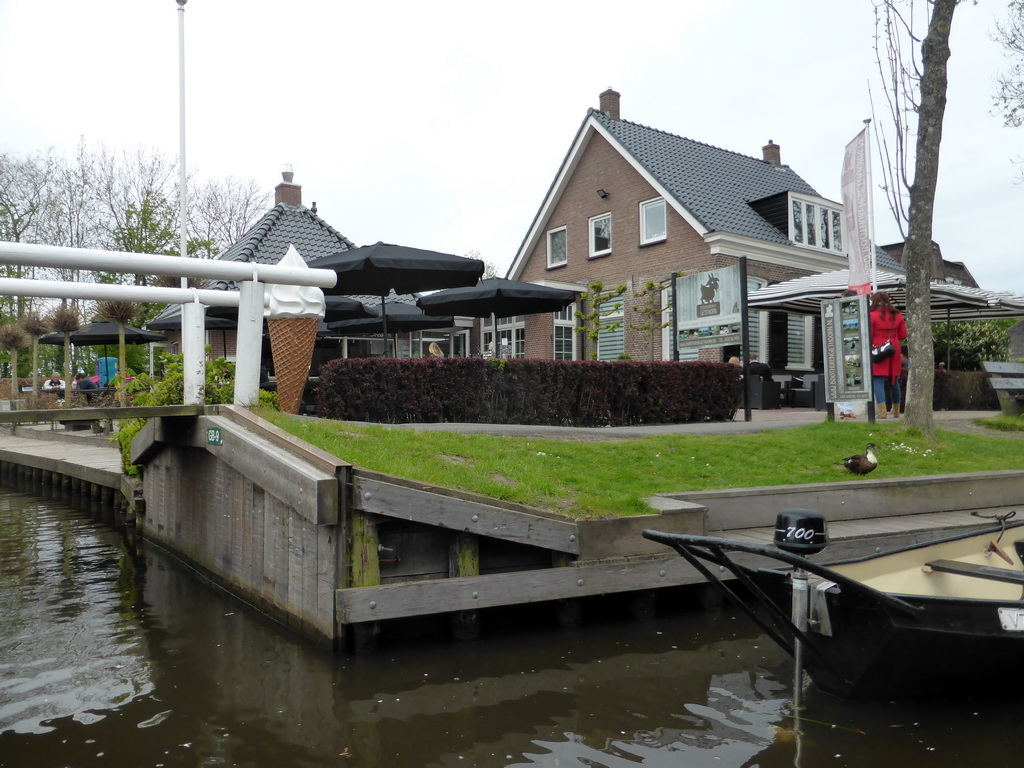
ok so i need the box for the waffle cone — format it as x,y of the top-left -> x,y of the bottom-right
268,317 -> 319,414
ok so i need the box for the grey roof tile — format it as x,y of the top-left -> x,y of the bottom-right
591,110 -> 904,273
593,109 -> 819,245
212,203 -> 357,290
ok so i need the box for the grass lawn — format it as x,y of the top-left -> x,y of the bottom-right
257,410 -> 1024,519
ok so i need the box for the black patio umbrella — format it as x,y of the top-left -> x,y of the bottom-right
205,295 -> 373,324
416,277 -> 577,318
40,322 -> 167,375
40,322 -> 167,347
146,314 -> 238,331
326,301 -> 454,357
307,242 -> 484,351
416,278 -> 577,358
326,301 -> 455,335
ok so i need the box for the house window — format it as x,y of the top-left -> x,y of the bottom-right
596,296 -> 625,360
789,194 -> 844,254
547,227 -> 567,268
640,198 -> 667,244
554,305 -> 576,360
589,213 -> 612,257
787,314 -> 813,369
484,316 -> 526,358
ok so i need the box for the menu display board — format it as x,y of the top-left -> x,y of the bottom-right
821,295 -> 872,402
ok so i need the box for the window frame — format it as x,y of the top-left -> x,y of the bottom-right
588,212 -> 612,258
553,304 -> 577,360
788,193 -> 844,255
546,226 -> 567,268
639,198 -> 667,245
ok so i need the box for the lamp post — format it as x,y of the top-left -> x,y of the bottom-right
176,0 -> 206,404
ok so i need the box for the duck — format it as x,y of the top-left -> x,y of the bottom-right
842,443 -> 878,475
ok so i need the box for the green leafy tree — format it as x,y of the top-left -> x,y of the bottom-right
629,280 -> 671,361
574,281 -> 626,359
932,319 -> 1014,370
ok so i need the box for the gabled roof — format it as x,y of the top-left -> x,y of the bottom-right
218,203 -> 356,266
509,108 -> 904,276
212,202 -> 356,290
592,109 -> 820,245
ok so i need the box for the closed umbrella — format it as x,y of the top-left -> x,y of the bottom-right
307,242 -> 484,352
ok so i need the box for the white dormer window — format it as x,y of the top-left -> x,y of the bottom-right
789,194 -> 843,254
547,226 -> 567,268
589,213 -> 612,257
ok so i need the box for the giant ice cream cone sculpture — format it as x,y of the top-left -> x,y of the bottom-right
266,245 -> 326,414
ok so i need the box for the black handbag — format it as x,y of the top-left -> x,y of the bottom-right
871,340 -> 895,362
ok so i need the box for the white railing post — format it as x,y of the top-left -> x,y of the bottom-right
234,276 -> 265,406
181,297 -> 206,405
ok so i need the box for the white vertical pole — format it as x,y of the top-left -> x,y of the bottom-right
181,300 -> 206,404
177,0 -> 205,404
234,278 -> 264,406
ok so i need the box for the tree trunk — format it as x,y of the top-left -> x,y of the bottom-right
903,0 -> 957,436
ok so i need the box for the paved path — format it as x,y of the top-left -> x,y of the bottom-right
362,409 -> 1001,441
0,426 -> 122,488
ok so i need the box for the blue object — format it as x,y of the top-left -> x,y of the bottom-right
96,357 -> 118,387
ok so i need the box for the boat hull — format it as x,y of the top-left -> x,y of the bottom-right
754,569 -> 1024,699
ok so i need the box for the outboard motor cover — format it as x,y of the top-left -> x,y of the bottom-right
774,509 -> 828,555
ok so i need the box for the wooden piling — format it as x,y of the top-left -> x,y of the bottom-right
449,531 -> 480,640
348,511 -> 381,651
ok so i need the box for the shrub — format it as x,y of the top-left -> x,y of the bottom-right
315,358 -> 740,426
115,353 -> 279,475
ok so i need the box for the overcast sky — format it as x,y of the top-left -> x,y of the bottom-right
2,1 -> 1021,294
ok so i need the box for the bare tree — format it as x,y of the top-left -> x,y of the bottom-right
875,0 -> 961,436
994,0 -> 1024,128
189,176 -> 269,257
0,150 -> 53,318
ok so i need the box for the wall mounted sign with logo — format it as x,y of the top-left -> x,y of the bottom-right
820,294 -> 872,402
674,266 -> 742,350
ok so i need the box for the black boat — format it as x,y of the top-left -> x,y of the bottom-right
644,511 -> 1024,700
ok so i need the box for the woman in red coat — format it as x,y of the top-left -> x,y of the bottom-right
869,291 -> 908,418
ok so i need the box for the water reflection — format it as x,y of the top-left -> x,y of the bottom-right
4,482 -> 1024,767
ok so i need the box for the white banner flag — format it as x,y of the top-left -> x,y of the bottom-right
841,127 -> 872,294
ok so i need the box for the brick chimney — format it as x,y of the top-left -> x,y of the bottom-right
275,164 -> 301,206
599,87 -> 620,121
762,140 -> 781,168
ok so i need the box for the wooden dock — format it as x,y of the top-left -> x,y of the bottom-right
1,407 -> 1021,651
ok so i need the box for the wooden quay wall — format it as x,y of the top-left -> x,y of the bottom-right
7,405 -> 1019,651
129,407 -> 705,650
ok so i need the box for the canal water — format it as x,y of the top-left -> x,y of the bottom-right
2,484 -> 1024,768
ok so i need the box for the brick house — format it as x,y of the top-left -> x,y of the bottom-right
505,89 -> 901,370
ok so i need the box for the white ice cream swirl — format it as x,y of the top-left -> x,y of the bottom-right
264,244 -> 327,319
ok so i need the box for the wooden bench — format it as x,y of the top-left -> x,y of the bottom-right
982,361 -> 1024,417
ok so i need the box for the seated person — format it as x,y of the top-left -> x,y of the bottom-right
748,358 -> 773,381
72,372 -> 99,402
42,372 -> 66,395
